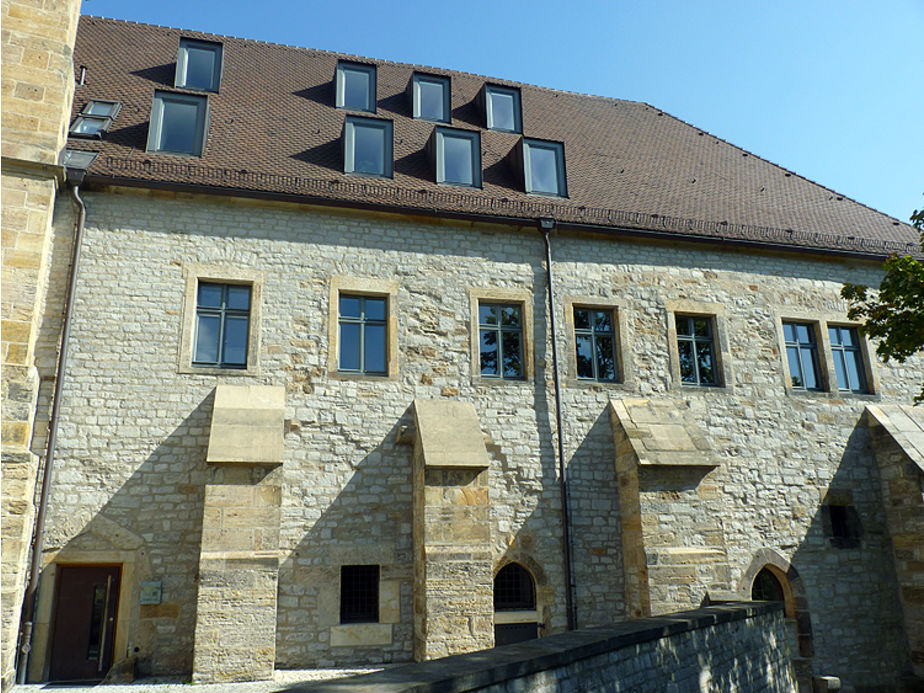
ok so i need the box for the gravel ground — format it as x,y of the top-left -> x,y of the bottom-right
11,668 -> 387,693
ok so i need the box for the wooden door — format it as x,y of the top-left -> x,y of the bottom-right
48,565 -> 121,681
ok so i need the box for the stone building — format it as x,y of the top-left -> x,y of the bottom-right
3,11 -> 923,692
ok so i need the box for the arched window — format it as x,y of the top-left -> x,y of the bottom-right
494,563 -> 537,646
751,567 -> 785,603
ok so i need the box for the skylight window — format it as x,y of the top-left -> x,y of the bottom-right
434,127 -> 480,187
176,38 -> 222,92
484,85 -> 521,133
344,116 -> 392,177
523,138 -> 566,197
69,100 -> 121,138
336,62 -> 376,112
146,91 -> 208,156
412,73 -> 450,122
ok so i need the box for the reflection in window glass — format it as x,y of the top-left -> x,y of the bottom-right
829,326 -> 867,392
193,282 -> 250,368
675,314 -> 717,386
414,74 -> 449,122
437,129 -> 480,187
783,321 -> 822,390
479,302 -> 524,380
337,63 -> 375,112
486,86 -> 521,132
148,92 -> 207,156
574,308 -> 617,381
338,295 -> 387,375
177,39 -> 221,91
345,117 -> 391,177
524,139 -> 566,197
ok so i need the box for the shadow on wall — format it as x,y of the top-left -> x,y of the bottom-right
36,391 -> 213,680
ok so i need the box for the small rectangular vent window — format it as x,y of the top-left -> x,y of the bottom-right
176,38 -> 222,92
69,100 -> 121,138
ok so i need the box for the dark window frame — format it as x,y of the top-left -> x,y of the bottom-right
523,138 -> 567,197
412,73 -> 450,122
146,90 -> 209,156
573,306 -> 618,382
484,84 -> 522,133
343,116 -> 393,177
675,314 -> 718,386
338,293 -> 388,376
175,38 -> 223,92
783,321 -> 823,391
192,282 -> 251,369
435,127 -> 481,188
478,302 -> 525,380
336,61 -> 376,113
340,565 -> 379,624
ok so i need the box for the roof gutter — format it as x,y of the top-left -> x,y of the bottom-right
539,218 -> 578,631
17,171 -> 88,684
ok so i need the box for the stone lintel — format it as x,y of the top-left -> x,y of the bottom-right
206,384 -> 285,464
413,398 -> 489,469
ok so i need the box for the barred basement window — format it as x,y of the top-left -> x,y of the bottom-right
193,283 -> 250,368
675,314 -> 717,386
340,565 -> 379,623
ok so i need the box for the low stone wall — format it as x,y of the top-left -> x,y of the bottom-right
283,601 -> 796,692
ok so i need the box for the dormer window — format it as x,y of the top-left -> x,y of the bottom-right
484,85 -> 521,133
147,91 -> 208,156
176,38 -> 222,92
69,100 -> 121,138
523,138 -> 566,197
412,73 -> 450,122
431,127 -> 480,187
336,62 -> 376,113
343,116 -> 392,177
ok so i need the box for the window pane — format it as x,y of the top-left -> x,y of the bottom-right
678,340 -> 695,383
502,331 -> 523,378
364,324 -> 386,373
480,330 -> 498,375
340,323 -> 361,371
364,297 -> 386,321
343,69 -> 371,110
185,46 -> 216,90
479,304 -> 498,326
845,352 -> 864,391
500,305 -> 520,327
85,101 -> 116,116
795,324 -> 812,344
72,117 -> 104,135
418,80 -> 445,120
832,350 -> 848,391
596,335 -> 616,381
340,295 -> 361,318
783,323 -> 796,342
160,99 -> 198,153
226,285 -> 251,310
489,91 -> 515,130
696,342 -> 715,384
194,314 -> 220,363
594,310 -> 613,331
198,283 -> 223,308
675,315 -> 693,336
353,124 -> 385,175
442,134 -> 473,185
574,308 -> 590,330
575,335 -> 594,379
693,318 -> 711,338
222,315 -> 248,366
800,347 -> 818,389
528,145 -> 560,194
786,346 -> 803,387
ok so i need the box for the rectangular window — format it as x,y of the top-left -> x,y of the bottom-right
69,100 -> 121,138
413,73 -> 450,122
479,302 -> 524,380
147,91 -> 208,156
574,307 -> 617,382
344,116 -> 392,177
675,315 -> 717,386
523,139 -> 567,197
193,282 -> 251,368
340,565 -> 379,624
783,321 -> 822,391
336,62 -> 376,112
485,85 -> 521,132
828,326 -> 868,393
176,38 -> 222,92
436,128 -> 480,187
339,294 -> 387,375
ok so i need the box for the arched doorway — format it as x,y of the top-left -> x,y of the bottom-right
494,563 -> 538,646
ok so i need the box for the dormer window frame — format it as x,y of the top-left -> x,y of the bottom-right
343,115 -> 393,178
69,100 -> 121,139
336,62 -> 376,113
433,127 -> 481,188
146,90 -> 209,157
175,38 -> 223,93
484,84 -> 522,133
412,73 -> 450,123
523,137 -> 567,197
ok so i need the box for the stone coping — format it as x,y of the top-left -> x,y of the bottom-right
279,601 -> 783,692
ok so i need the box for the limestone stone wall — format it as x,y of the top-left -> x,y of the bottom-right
1,0 -> 82,688
34,188 -> 922,688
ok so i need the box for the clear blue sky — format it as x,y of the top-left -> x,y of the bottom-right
82,0 -> 923,222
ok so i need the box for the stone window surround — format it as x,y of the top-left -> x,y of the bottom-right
771,310 -> 879,398
664,299 -> 734,393
468,287 -> 535,384
324,546 -> 401,648
561,296 -> 635,389
328,275 -> 399,381
178,262 -> 263,376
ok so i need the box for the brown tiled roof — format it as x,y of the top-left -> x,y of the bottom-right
69,16 -> 920,258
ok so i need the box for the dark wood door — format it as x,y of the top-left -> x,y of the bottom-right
49,565 -> 121,681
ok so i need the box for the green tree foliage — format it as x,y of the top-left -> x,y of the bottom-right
841,208 -> 924,403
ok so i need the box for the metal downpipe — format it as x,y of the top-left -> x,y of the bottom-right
540,218 -> 577,631
17,181 -> 87,683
